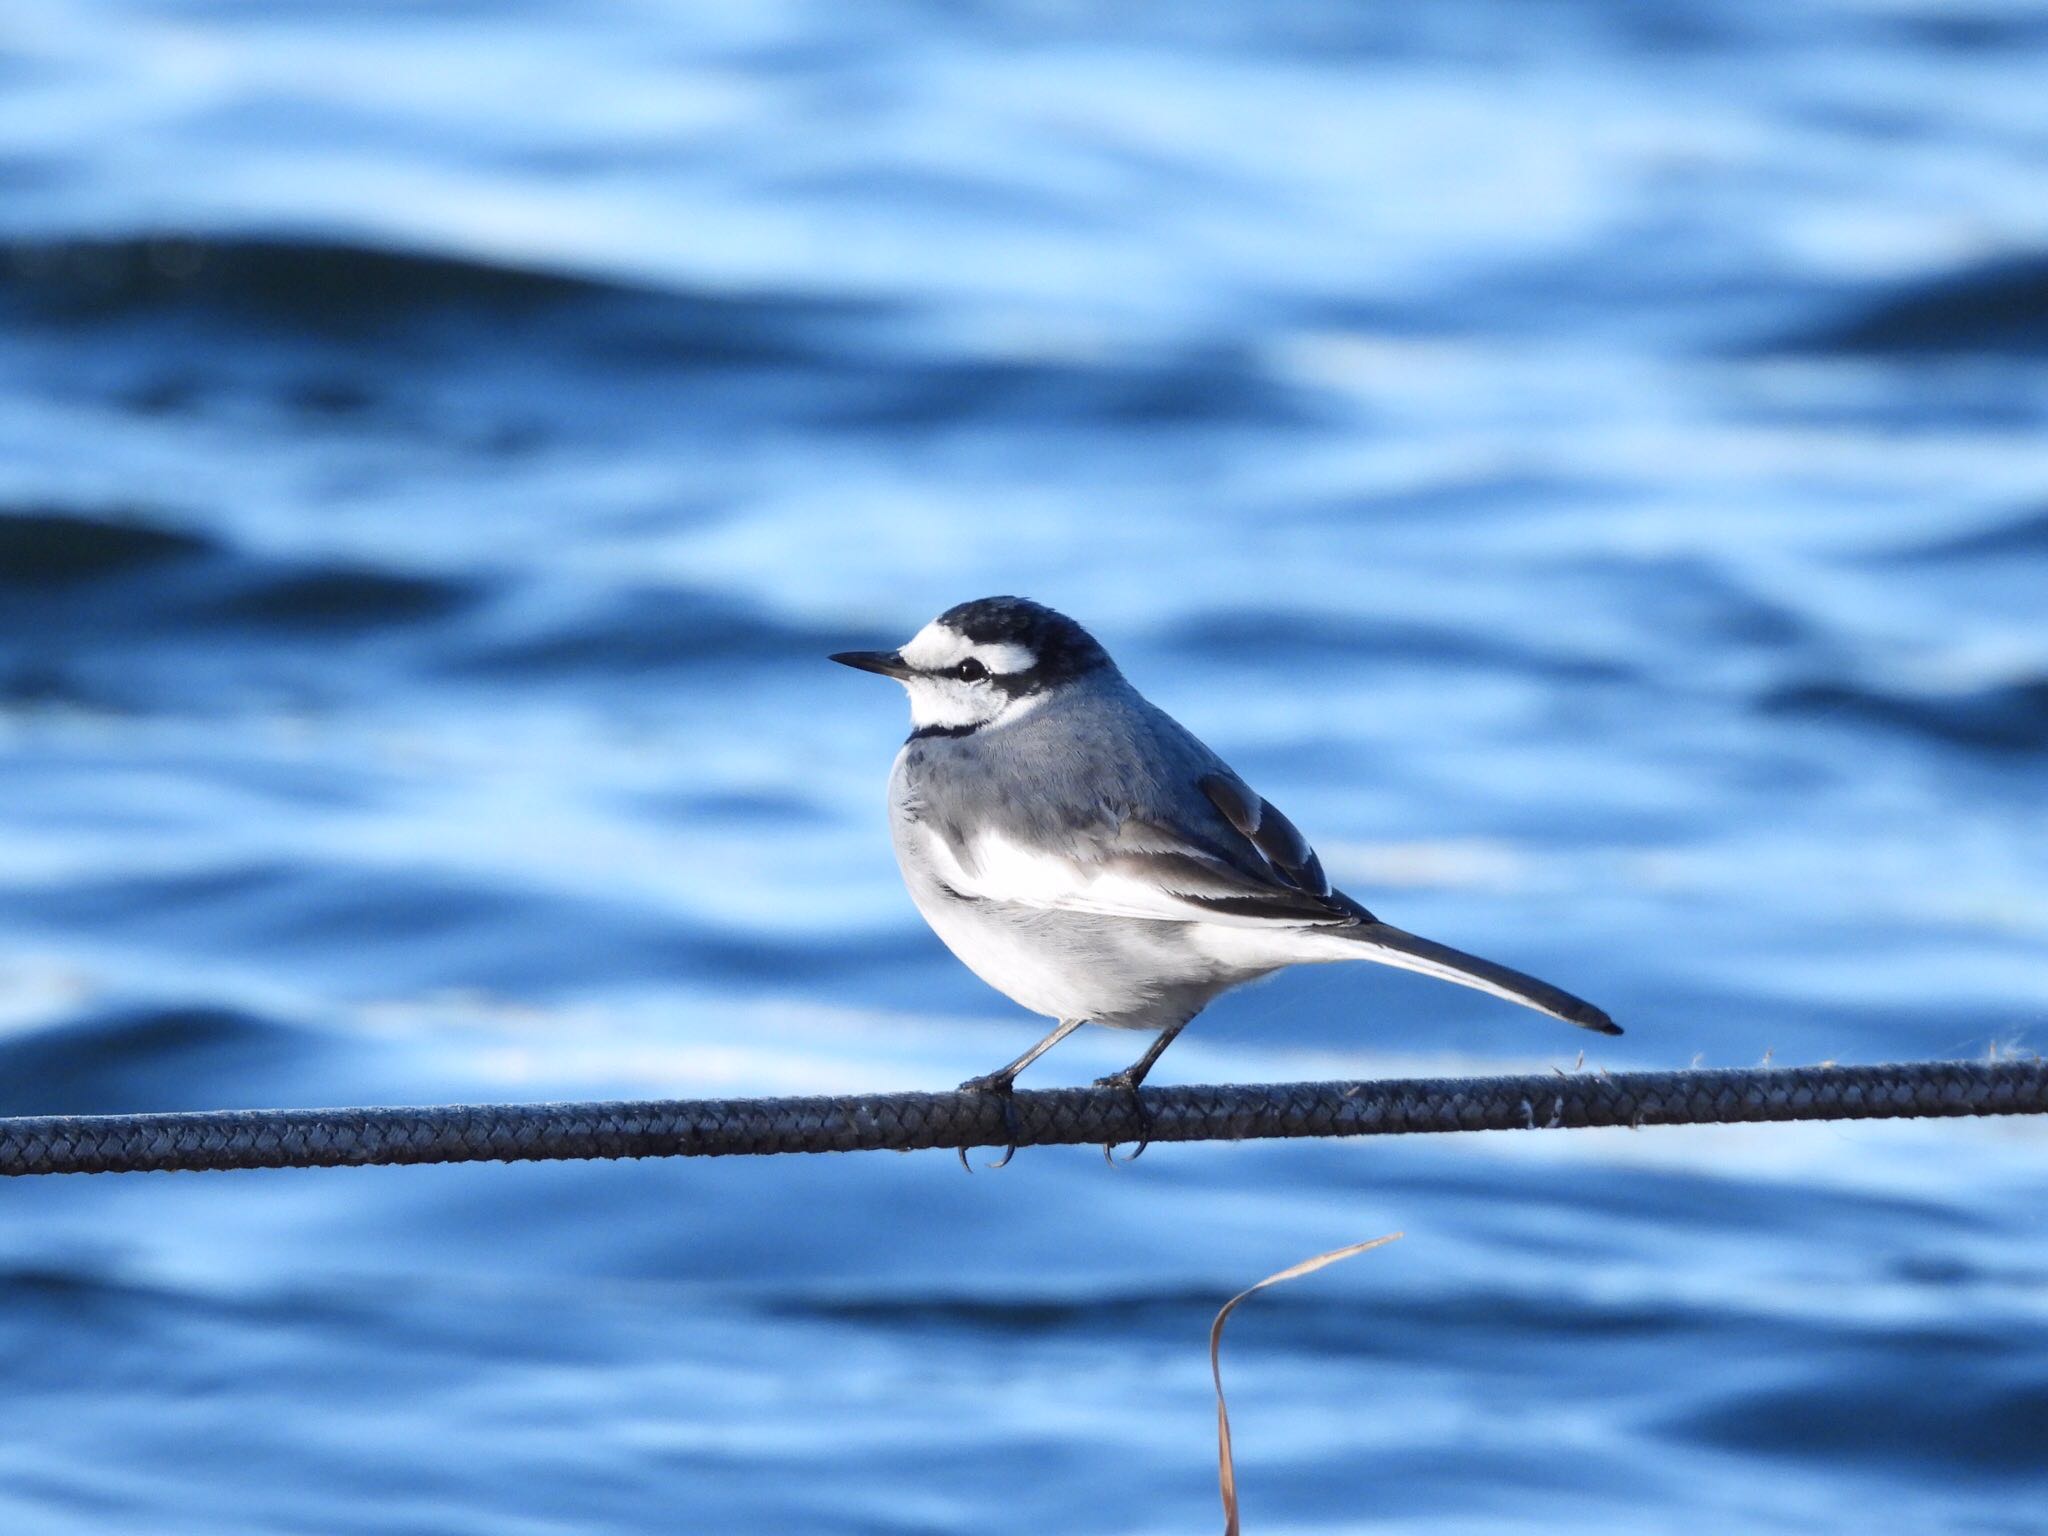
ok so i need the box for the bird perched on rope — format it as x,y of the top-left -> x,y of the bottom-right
832,596 -> 1617,1165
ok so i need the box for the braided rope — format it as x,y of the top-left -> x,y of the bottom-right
0,1058 -> 2039,1176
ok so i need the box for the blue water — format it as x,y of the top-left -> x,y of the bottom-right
2,2 -> 2047,1530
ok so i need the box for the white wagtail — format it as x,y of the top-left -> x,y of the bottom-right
833,596 -> 1617,1161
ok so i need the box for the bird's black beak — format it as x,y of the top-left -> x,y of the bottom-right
830,649 -> 913,679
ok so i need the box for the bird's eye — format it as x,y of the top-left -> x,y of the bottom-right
955,658 -> 988,682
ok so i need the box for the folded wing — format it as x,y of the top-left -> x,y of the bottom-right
917,760 -> 1619,1033
921,768 -> 1370,930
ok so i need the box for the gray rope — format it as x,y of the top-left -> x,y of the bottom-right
0,1058 -> 2040,1176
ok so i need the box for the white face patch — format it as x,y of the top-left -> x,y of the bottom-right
894,619 -> 1040,732
898,621 -> 1035,678
902,673 -> 992,731
899,621 -> 968,671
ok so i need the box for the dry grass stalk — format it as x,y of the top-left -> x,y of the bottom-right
1208,1233 -> 1403,1535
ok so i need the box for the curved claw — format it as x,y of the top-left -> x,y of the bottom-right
957,1072 -> 1023,1171
1092,1071 -> 1154,1165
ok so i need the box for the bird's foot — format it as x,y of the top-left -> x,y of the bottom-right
1091,1069 -> 1154,1163
955,1071 -> 1023,1170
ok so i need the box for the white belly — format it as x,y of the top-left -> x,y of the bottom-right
906,874 -> 1122,1023
888,820 -> 1295,1031
882,746 -> 1353,1029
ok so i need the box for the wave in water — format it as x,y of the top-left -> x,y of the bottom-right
1796,252 -> 2048,356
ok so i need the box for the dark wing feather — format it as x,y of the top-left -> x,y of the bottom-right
1198,773 -> 1326,893
1177,770 -> 1374,925
905,695 -> 1369,929
1108,816 -> 1358,925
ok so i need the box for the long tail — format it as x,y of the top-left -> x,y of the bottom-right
1346,922 -> 1619,1034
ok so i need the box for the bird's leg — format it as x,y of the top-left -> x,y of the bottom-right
956,1018 -> 1087,1170
1092,1022 -> 1188,1163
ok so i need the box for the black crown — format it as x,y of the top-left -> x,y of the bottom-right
937,596 -> 1111,683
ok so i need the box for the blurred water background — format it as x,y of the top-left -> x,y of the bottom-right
2,1 -> 2046,1531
